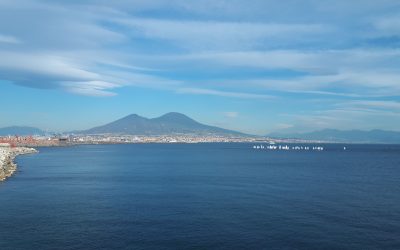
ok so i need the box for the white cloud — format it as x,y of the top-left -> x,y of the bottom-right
171,48 -> 400,72
60,81 -> 119,97
223,112 -> 239,118
0,34 -> 21,44
114,17 -> 329,50
177,87 -> 274,99
274,123 -> 294,130
373,16 -> 400,35
1,0 -> 399,99
160,49 -> 400,97
335,100 -> 400,113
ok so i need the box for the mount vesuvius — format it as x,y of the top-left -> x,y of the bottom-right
77,112 -> 247,136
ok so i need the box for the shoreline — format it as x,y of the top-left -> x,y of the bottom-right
0,147 -> 38,181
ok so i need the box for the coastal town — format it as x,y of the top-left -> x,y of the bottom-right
0,133 -> 274,147
0,129 -> 331,148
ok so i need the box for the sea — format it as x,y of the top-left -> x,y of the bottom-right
0,143 -> 399,250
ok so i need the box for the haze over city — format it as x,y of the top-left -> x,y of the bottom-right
0,0 -> 400,135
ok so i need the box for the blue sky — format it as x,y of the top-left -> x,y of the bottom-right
0,0 -> 400,135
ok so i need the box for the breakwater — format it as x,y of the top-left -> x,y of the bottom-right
0,147 -> 38,181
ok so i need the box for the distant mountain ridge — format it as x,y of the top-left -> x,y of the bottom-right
269,129 -> 400,143
0,126 -> 46,136
78,112 -> 246,136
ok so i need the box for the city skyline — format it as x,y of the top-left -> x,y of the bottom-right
1,0 -> 400,135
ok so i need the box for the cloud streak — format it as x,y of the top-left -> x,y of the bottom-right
0,34 -> 21,44
114,17 -> 329,50
177,87 -> 274,100
223,112 -> 239,118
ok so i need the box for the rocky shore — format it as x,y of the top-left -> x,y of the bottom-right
0,147 -> 38,181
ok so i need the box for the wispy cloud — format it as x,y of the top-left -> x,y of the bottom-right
159,49 -> 400,97
373,16 -> 400,35
177,87 -> 274,99
0,34 -> 21,44
223,112 -> 239,118
114,17 -> 329,50
335,100 -> 400,113
61,81 -> 119,97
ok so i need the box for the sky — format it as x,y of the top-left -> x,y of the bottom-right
0,0 -> 400,135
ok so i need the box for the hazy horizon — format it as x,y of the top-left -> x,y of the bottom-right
2,111 -> 400,136
0,0 -> 400,134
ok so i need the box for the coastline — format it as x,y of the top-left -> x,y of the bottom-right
0,147 -> 38,181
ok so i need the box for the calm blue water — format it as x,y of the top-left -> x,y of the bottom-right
0,143 -> 400,249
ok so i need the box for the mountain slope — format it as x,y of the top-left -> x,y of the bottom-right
80,112 -> 246,136
269,129 -> 400,143
0,126 -> 46,136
